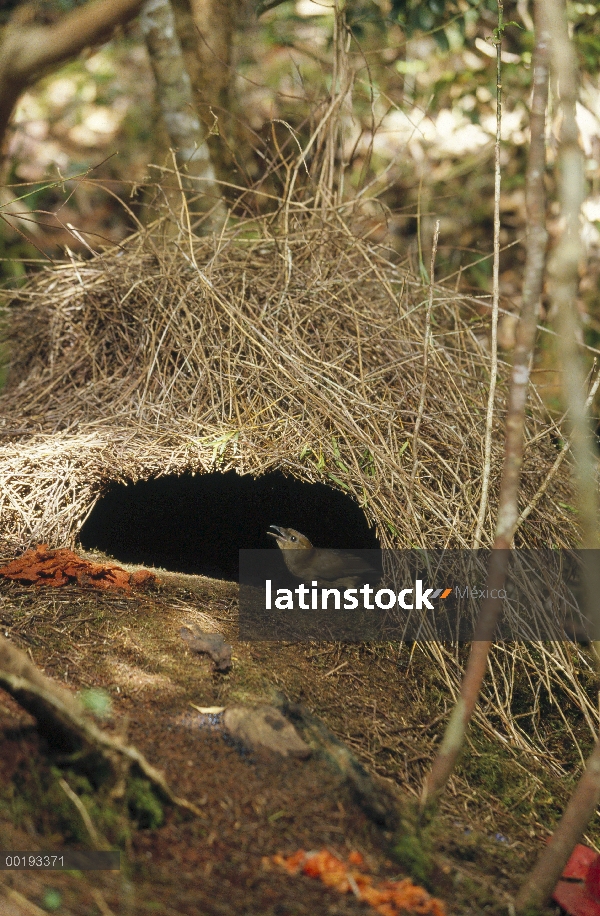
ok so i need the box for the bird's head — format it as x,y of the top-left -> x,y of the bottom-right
267,526 -> 313,550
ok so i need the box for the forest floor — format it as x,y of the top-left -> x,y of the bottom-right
0,553 -> 568,916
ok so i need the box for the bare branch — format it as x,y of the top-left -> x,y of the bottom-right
0,0 -> 145,153
421,0 -> 550,810
10,0 -> 144,79
473,0 -> 504,548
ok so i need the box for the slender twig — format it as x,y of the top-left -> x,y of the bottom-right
473,1 -> 504,548
421,0 -> 550,810
58,777 -> 104,848
494,0 -> 549,545
410,220 -> 439,493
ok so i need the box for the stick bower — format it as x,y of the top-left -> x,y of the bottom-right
2,210 -> 597,802
0,214 -> 575,554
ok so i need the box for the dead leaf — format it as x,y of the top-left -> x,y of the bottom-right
0,545 -> 160,592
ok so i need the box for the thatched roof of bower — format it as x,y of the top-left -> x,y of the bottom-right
0,215 -> 576,554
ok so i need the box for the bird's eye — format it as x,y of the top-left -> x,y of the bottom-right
290,536 -> 297,542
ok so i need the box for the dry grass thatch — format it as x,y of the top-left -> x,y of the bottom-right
0,3 -> 598,837
0,183 -> 597,794
0,204 -> 577,553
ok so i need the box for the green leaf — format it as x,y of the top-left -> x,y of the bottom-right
396,59 -> 428,75
433,28 -> 450,52
79,688 -> 112,719
42,890 -> 62,912
328,473 -> 349,490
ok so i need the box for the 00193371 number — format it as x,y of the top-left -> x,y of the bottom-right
3,855 -> 64,868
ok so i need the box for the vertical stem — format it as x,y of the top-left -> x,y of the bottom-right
411,221 -> 440,492
495,1 -> 549,544
516,0 -> 600,907
473,1 -> 503,548
140,0 -> 226,228
421,1 -> 550,810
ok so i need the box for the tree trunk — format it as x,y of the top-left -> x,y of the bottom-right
171,0 -> 244,184
140,0 -> 228,231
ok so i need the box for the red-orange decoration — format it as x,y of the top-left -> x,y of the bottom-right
271,849 -> 446,916
0,545 -> 159,592
552,843 -> 600,916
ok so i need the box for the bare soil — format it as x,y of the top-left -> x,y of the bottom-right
0,555 -> 568,915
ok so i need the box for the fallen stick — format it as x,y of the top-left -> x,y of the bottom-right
0,635 -> 201,818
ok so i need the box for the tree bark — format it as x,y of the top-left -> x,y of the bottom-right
0,0 -> 146,155
170,0 -> 243,184
140,0 -> 227,228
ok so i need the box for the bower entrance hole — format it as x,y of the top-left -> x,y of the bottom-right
79,471 -> 380,581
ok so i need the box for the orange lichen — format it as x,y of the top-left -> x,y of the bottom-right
0,545 -> 159,592
272,849 -> 446,916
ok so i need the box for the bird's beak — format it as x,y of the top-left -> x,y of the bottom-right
268,525 -> 284,539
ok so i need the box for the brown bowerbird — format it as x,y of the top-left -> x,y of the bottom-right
267,525 -> 379,588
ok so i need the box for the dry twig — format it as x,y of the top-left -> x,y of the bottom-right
473,0 -> 504,548
421,0 -> 552,810
410,220 -> 439,494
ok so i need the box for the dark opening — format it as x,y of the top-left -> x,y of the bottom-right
79,471 -> 380,581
